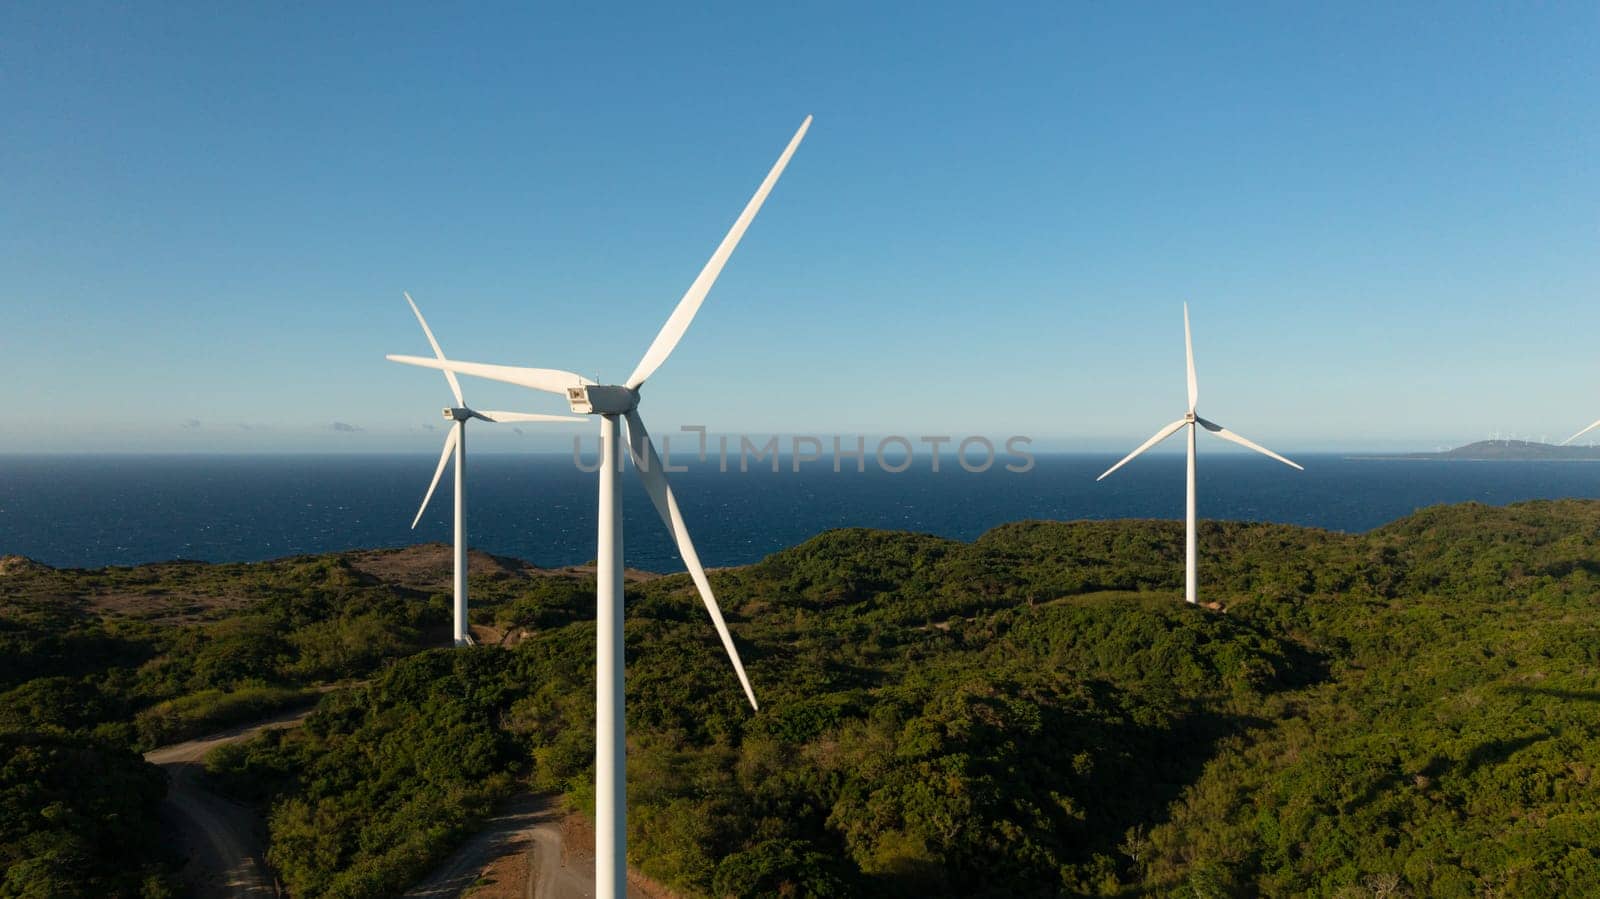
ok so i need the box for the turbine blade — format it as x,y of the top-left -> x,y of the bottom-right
412,426 -> 458,529
1096,418 -> 1189,481
404,292 -> 463,406
475,410 -> 585,424
625,116 -> 812,390
386,355 -> 594,396
622,410 -> 759,710
1184,302 -> 1198,413
1561,418 -> 1600,446
1196,416 -> 1304,470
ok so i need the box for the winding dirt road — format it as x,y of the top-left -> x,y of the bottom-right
148,711 -> 635,899
144,708 -> 314,898
145,698 -> 660,899
402,794 -> 593,898
404,793 -> 670,899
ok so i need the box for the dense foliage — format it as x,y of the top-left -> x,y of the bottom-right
0,549 -> 456,895
0,731 -> 173,898
5,502 -> 1600,896
0,554 -> 446,749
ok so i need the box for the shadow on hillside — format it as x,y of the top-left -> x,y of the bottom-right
1269,635 -> 1333,691
853,678 -> 1268,899
1063,683 -> 1271,886
1346,730 -> 1553,814
1533,558 -> 1600,579
1504,685 -> 1600,704
1462,731 -> 1551,775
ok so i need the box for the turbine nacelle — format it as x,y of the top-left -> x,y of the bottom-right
443,407 -> 475,422
567,385 -> 639,416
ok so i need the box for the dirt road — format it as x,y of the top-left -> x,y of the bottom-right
404,793 -> 669,899
151,709 -> 659,899
403,793 -> 607,899
145,708 -> 315,898
144,690 -> 661,899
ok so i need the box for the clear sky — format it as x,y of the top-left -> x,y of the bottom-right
3,2 -> 1595,454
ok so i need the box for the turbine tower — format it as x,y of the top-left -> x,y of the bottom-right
392,292 -> 580,646
1097,304 -> 1304,605
387,116 -> 810,897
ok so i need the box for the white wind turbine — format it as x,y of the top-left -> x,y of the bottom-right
1561,415 -> 1600,446
392,292 -> 581,646
1097,304 -> 1304,605
386,116 -> 811,898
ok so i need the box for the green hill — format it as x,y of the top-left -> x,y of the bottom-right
4,503 -> 1600,897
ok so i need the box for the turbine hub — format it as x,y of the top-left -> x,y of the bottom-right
1184,411 -> 1196,423
566,385 -> 638,416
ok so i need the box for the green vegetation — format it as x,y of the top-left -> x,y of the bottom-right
133,684 -> 316,747
206,651 -> 528,897
0,548 -> 460,896
0,731 -> 174,898
6,503 -> 1600,896
0,553 -> 448,750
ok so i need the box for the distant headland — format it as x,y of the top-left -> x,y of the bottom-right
1354,439 -> 1600,461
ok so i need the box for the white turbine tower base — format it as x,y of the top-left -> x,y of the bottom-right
390,293 -> 580,646
1097,303 -> 1303,605
387,115 -> 811,898
596,413 -> 625,893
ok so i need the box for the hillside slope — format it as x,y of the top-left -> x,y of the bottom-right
5,504 -> 1600,896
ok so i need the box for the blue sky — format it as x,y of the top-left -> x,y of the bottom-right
2,2 -> 1595,453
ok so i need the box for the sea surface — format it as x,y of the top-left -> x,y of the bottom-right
3,454 -> 1600,572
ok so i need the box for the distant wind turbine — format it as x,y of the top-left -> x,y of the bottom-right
387,116 -> 811,898
391,292 -> 580,646
1097,304 -> 1304,605
1561,415 -> 1600,446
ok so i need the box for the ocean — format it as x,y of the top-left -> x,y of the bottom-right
3,454 -> 1599,572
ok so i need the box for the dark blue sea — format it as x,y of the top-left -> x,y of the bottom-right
3,454 -> 1599,572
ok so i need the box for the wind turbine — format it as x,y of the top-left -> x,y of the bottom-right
1561,416 -> 1600,446
392,292 -> 581,646
386,116 -> 810,898
1096,304 -> 1304,605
